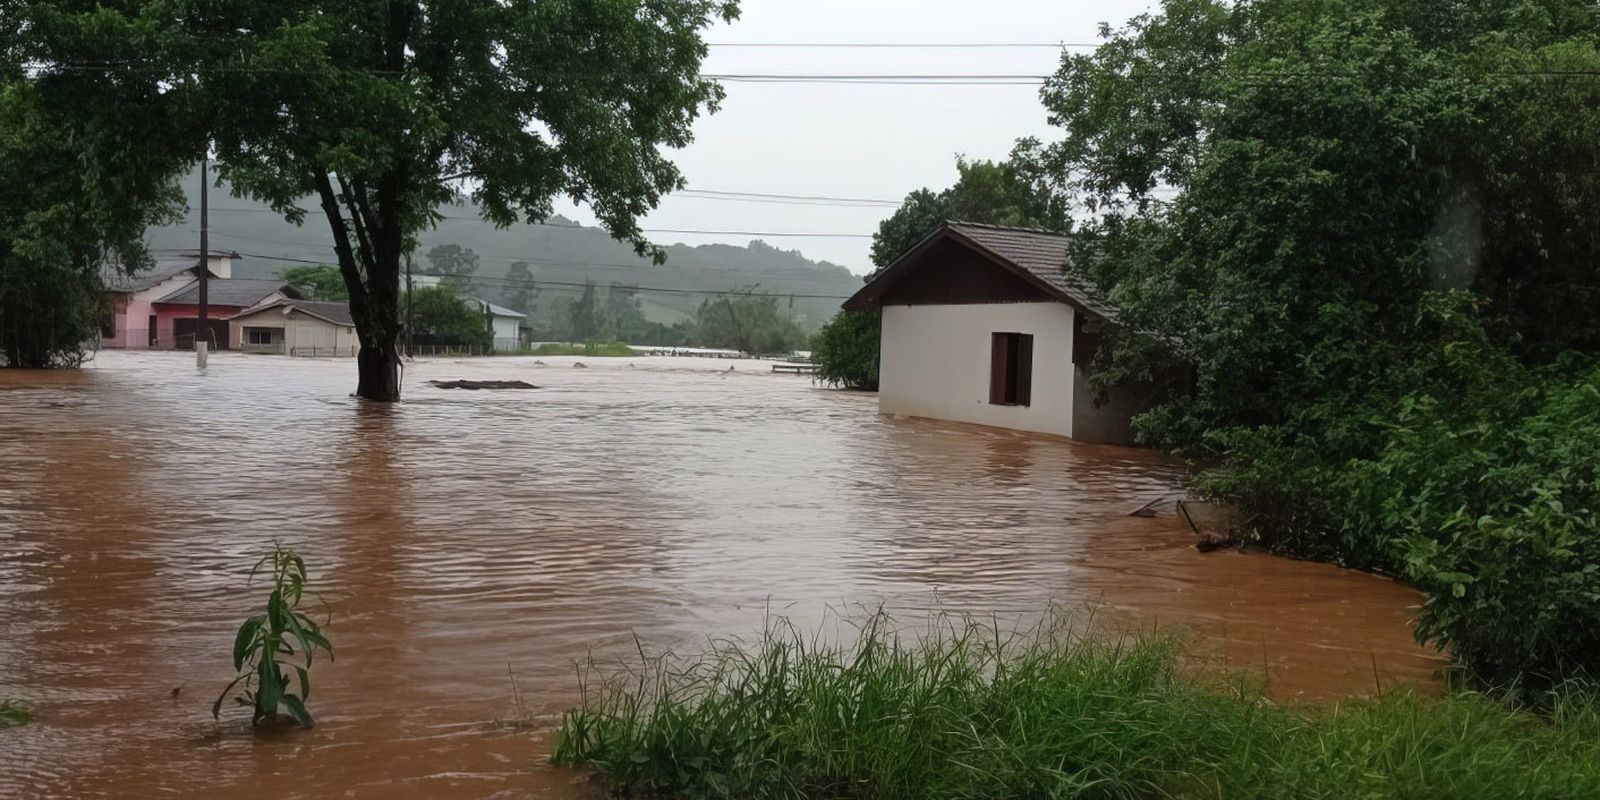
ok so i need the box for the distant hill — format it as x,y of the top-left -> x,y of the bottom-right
146,175 -> 864,331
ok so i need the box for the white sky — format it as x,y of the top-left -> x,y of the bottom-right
554,0 -> 1156,274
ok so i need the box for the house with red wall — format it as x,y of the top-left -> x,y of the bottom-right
149,279 -> 300,350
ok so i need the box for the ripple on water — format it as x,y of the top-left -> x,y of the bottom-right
0,351 -> 1440,798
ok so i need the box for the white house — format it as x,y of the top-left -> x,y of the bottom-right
407,274 -> 525,352
227,299 -> 360,357
843,221 -> 1150,444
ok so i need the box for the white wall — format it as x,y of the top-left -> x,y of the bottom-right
879,302 -> 1077,438
491,315 -> 520,351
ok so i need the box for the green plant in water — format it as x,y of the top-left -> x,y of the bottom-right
0,698 -> 31,727
214,543 -> 332,728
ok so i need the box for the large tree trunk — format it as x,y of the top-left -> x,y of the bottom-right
356,324 -> 402,401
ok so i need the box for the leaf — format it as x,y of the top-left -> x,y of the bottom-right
256,660 -> 282,721
295,666 -> 311,701
281,694 -> 314,729
233,615 -> 265,671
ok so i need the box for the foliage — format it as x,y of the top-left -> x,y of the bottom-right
565,281 -> 608,342
11,0 -> 740,398
426,244 -> 479,289
0,698 -> 30,727
526,341 -> 636,358
869,158 -> 1068,270
1020,0 -> 1600,685
691,291 -> 807,356
811,310 -> 880,390
0,75 -> 182,368
410,284 -> 491,350
214,544 -> 332,729
278,265 -> 349,302
503,261 -> 537,314
555,611 -> 1600,799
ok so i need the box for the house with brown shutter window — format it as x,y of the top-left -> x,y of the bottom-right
842,221 -> 1151,444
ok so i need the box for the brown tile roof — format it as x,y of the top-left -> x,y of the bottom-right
155,279 -> 300,307
228,299 -> 355,327
842,221 -> 1116,321
944,222 -> 1117,321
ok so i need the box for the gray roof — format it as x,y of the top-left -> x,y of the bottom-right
101,250 -> 242,293
155,278 -> 299,307
229,298 -> 355,326
944,222 -> 1116,321
843,221 -> 1116,321
467,296 -> 527,319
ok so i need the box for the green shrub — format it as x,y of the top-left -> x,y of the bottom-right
214,544 -> 333,728
811,310 -> 879,390
555,612 -> 1600,798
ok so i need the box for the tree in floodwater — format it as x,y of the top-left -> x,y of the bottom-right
692,291 -> 807,355
409,284 -> 491,350
503,261 -> 537,314
7,0 -> 739,398
0,75 -> 182,368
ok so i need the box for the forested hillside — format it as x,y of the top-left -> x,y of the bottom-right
145,174 -> 864,333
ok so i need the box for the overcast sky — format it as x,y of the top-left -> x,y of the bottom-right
552,0 -> 1156,274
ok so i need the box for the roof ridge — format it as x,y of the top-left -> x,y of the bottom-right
946,220 -> 1068,238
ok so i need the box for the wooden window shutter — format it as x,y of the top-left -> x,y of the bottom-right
990,333 -> 1009,405
1015,334 -> 1034,407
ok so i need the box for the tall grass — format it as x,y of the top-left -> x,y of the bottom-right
553,612 -> 1600,799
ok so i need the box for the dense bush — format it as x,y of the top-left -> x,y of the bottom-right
1020,0 -> 1600,686
556,612 -> 1600,798
810,311 -> 880,390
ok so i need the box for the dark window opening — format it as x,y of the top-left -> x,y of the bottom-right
247,329 -> 275,345
989,332 -> 1034,406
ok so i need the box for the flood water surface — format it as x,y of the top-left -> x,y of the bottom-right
0,352 -> 1441,798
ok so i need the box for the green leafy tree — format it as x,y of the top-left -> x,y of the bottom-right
1019,0 -> 1600,685
810,310 -> 879,390
410,284 -> 490,350
566,280 -> 607,342
603,283 -> 649,343
426,244 -> 479,290
0,76 -> 182,368
278,265 -> 349,302
692,290 -> 806,355
504,261 -> 537,314
11,0 -> 739,399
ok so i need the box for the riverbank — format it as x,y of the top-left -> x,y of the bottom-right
555,612 -> 1600,799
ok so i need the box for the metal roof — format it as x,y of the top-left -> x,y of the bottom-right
154,279 -> 300,307
843,221 -> 1116,321
229,298 -> 355,327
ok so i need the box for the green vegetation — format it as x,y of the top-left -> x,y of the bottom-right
0,71 -> 181,368
13,0 -> 739,400
527,341 -> 636,358
811,158 -> 1065,391
555,613 -> 1600,799
810,311 -> 880,390
0,699 -> 31,727
278,265 -> 349,303
691,292 -> 808,356
410,285 -> 493,351
215,544 -> 332,729
1021,0 -> 1600,689
427,244 -> 480,290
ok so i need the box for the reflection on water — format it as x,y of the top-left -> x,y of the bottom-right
0,352 -> 1441,798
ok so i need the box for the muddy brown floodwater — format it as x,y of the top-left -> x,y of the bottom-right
0,351 -> 1443,798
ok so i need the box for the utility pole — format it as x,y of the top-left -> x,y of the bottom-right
405,251 -> 415,358
196,156 -> 210,367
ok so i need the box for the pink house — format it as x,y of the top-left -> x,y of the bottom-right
101,251 -> 238,350
102,251 -> 300,350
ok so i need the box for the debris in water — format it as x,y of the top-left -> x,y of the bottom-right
1178,499 -> 1243,553
429,380 -> 539,390
573,362 -> 588,369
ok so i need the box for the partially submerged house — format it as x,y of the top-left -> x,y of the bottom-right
228,299 -> 359,357
100,250 -> 237,350
843,221 -> 1147,444
149,278 -> 299,350
463,297 -> 526,352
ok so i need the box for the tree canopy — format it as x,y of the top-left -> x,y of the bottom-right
279,265 -> 350,302
6,0 -> 739,397
869,158 -> 1067,270
1019,0 -> 1600,686
0,71 -> 183,367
